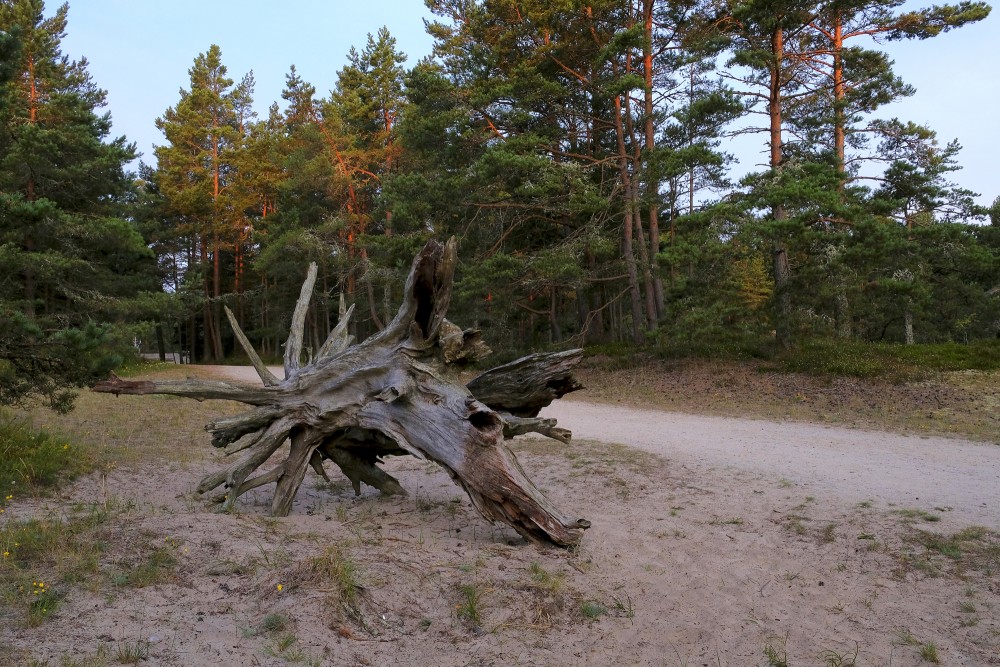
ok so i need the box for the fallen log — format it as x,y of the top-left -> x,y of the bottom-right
94,238 -> 589,547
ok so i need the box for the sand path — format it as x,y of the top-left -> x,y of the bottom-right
545,399 -> 999,528
213,365 -> 1000,529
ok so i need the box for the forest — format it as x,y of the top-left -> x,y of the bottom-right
2,0 -> 998,409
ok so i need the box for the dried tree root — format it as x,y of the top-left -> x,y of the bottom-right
94,238 -> 588,547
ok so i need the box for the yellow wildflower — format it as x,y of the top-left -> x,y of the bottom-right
276,584 -> 283,592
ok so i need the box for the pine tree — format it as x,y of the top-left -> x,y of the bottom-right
795,0 -> 989,188
154,45 -> 250,361
723,0 -> 831,348
0,0 -> 150,410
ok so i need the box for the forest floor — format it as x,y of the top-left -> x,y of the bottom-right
1,359 -> 998,666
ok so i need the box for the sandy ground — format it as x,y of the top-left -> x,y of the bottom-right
222,364 -> 1000,528
3,364 -> 999,666
544,400 -> 1000,530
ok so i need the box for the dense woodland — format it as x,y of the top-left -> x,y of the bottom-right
2,0 -> 999,408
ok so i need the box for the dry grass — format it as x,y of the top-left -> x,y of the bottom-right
576,356 -> 1000,441
18,367 -> 245,468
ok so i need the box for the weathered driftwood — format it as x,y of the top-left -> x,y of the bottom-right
94,239 -> 589,547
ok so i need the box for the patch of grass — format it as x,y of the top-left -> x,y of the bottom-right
763,636 -> 789,667
610,591 -> 635,622
263,633 -> 317,663
456,582 -> 483,626
260,612 -> 291,634
820,644 -> 859,666
919,642 -> 940,663
511,439 -> 663,478
112,546 -> 178,588
776,339 -> 1000,381
204,558 -> 248,576
115,639 -> 150,664
414,494 -> 437,513
894,627 -> 920,646
1,501 -> 186,633
304,545 -> 362,609
114,359 -> 177,378
24,371 -> 246,467
529,562 -> 565,593
907,526 -> 999,572
820,523 -> 838,544
1,507 -> 111,617
253,541 -> 292,570
895,508 -> 942,523
0,413 -> 92,505
25,645 -> 111,666
710,517 -> 744,526
27,585 -> 63,626
783,514 -> 810,535
523,562 -> 568,627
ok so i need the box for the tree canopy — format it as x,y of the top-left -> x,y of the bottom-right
0,0 -> 158,411
2,0 -> 997,412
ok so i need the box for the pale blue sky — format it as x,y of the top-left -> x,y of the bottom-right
58,0 -> 998,207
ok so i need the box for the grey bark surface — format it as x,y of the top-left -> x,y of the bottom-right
94,239 -> 588,547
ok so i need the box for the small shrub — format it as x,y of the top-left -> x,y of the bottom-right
580,601 -> 607,620
0,413 -> 91,503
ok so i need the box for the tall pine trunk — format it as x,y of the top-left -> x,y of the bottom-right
769,25 -> 792,350
613,92 -> 647,343
642,0 -> 664,319
212,232 -> 224,360
830,11 -> 852,338
623,85 -> 658,330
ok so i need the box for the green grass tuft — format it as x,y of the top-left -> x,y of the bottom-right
456,582 -> 483,626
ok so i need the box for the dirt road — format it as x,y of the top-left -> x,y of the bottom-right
215,365 -> 999,529
544,400 -> 1000,528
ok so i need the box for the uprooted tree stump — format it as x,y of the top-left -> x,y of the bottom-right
93,239 -> 589,547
